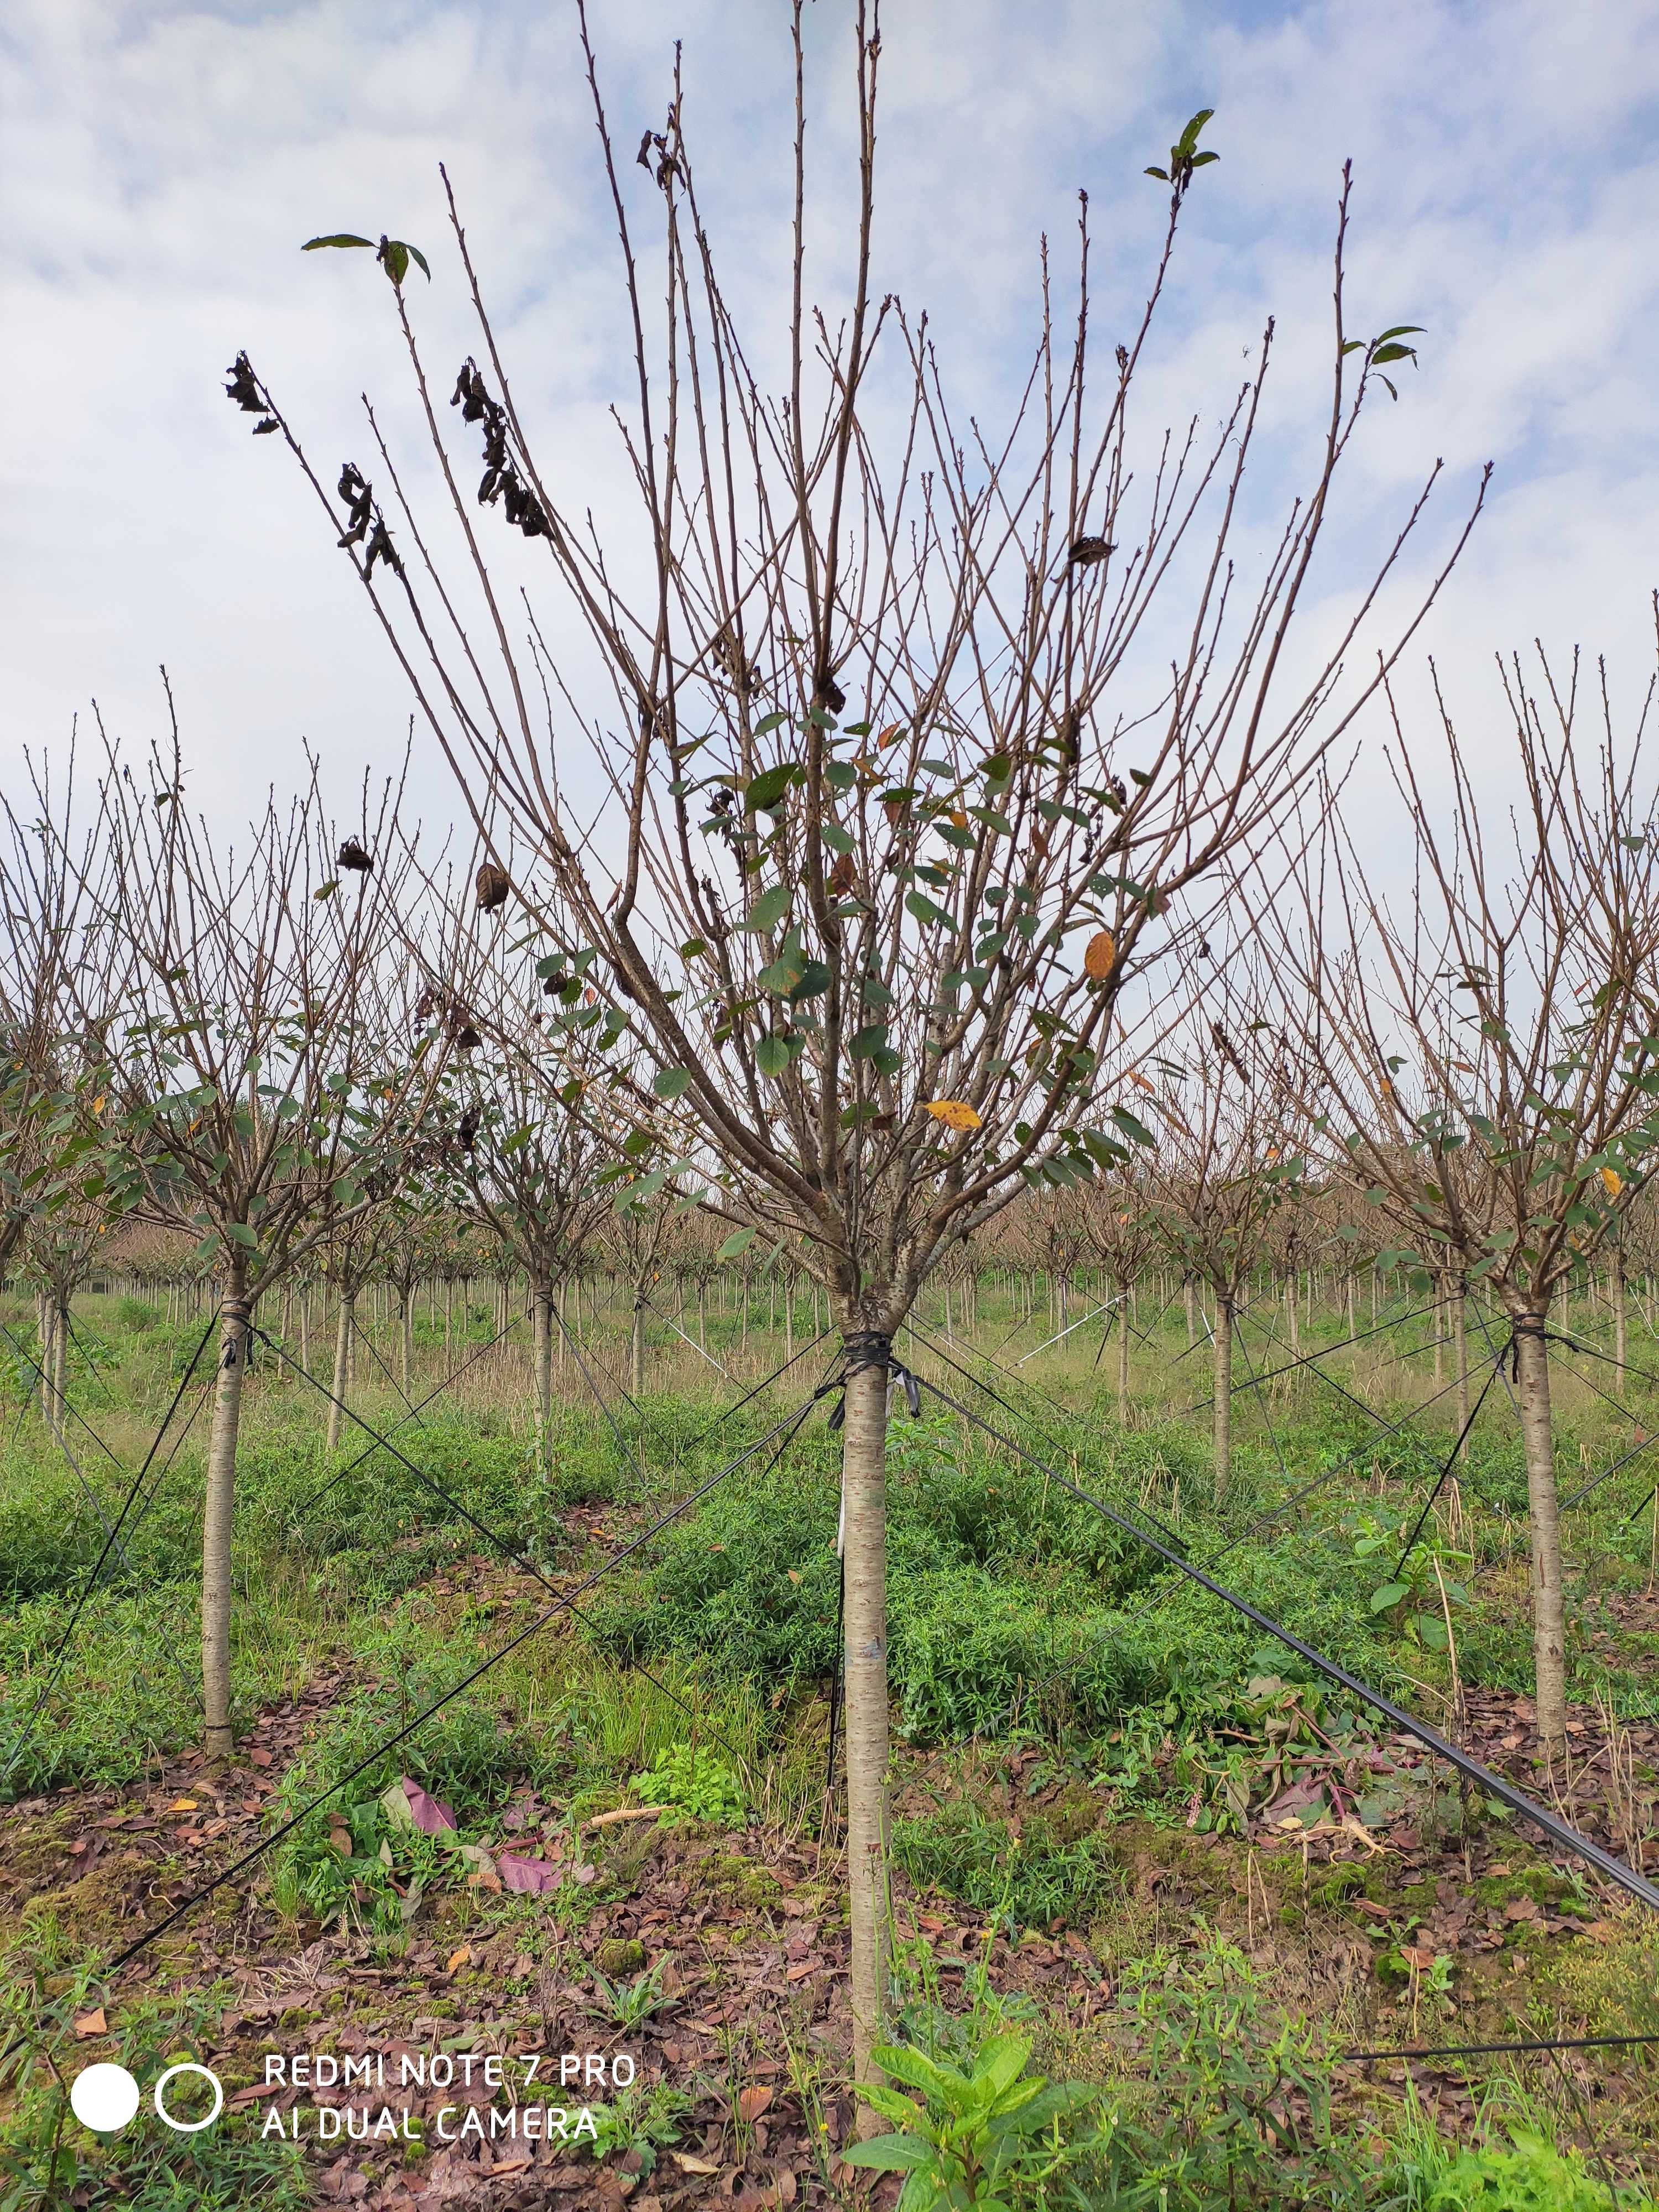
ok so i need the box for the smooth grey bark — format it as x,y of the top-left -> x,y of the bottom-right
1213,1297 -> 1234,1504
202,1270 -> 251,1759
1116,1276 -> 1131,1424
399,1291 -> 414,1394
533,1287 -> 554,1479
630,1294 -> 646,1397
1512,1314 -> 1568,1752
327,1291 -> 355,1455
838,1348 -> 891,2117
1453,1277 -> 1470,1463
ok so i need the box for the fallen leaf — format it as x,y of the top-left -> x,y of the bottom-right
738,2086 -> 774,2123
786,1570 -> 802,1584
328,1827 -> 352,1855
166,1798 -> 199,1814
673,2152 -> 720,2176
785,1961 -> 816,1983
498,1852 -> 561,1895
248,1747 -> 273,1768
1400,1945 -> 1437,1971
445,1946 -> 472,1975
74,2010 -> 107,2039
491,2156 -> 534,2176
383,1777 -> 457,1835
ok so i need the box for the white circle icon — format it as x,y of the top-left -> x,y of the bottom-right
153,2060 -> 224,2133
70,2063 -> 140,2133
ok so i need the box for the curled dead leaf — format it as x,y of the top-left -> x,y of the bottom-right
737,2084 -> 774,2123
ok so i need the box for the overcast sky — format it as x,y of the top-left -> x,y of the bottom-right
4,0 -> 1658,855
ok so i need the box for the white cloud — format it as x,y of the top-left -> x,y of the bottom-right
2,0 -> 1656,861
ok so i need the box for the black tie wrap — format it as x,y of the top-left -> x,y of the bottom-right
827,1328 -> 922,1428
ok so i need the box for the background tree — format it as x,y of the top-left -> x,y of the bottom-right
1261,643 -> 1659,1752
1143,990 -> 1310,1500
238,17 -> 1480,2089
66,721 -> 445,1757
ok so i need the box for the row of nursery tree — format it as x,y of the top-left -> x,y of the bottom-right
6,18 -> 1659,2099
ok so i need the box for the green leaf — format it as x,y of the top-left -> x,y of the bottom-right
839,2135 -> 933,2173
743,884 -> 790,933
875,2043 -> 956,2103
1370,343 -> 1417,367
652,1068 -> 692,1099
302,234 -> 375,252
745,763 -> 802,813
313,879 -> 340,901
225,1222 -> 259,1249
1370,1582 -> 1412,1612
717,1228 -> 757,1260
752,711 -> 788,736
850,1023 -> 890,1061
905,891 -> 956,929
755,1033 -> 795,1076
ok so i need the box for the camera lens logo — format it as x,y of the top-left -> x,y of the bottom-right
70,2060 -> 224,2135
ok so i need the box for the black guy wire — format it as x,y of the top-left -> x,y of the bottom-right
93,1375 -> 836,1984
285,1311 -> 524,1522
912,1368 -> 1659,1912
1175,1298 -> 1443,1416
1344,2028 -> 1659,2064
1,1316 -> 218,1783
902,1318 -> 1190,1559
686,1328 -> 832,1449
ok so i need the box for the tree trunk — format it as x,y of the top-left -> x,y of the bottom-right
1512,1314 -> 1568,1754
399,1291 -> 414,1394
1213,1296 -> 1234,1504
630,1294 -> 646,1396
1614,1258 -> 1628,1380
1184,1277 -> 1196,1351
533,1287 -> 554,1479
327,1291 -> 355,1454
202,1272 -> 251,1759
838,1339 -> 891,2117
1116,1276 -> 1131,1424
1453,1278 -> 1470,1462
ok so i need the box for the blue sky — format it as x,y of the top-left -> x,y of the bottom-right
4,0 -> 1658,844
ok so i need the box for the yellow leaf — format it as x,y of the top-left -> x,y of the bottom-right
1083,930 -> 1116,980
445,1945 -> 472,1975
1601,1167 -> 1623,1197
167,1798 -> 198,1813
74,2009 -> 107,2039
1127,1070 -> 1155,1093
925,1099 -> 982,1132
786,1569 -> 802,1583
877,723 -> 905,749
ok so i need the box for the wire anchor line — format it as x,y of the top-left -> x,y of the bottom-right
912,1370 -> 1659,1913
1,1316 -> 220,1784
92,1376 -> 834,1985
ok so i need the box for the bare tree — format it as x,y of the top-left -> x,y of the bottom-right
65,713 -> 445,1757
1143,996 -> 1308,1499
1261,638 -> 1659,1751
234,16 -> 1480,2087
1080,1168 -> 1162,1422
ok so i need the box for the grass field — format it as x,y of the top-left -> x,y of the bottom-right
2,1273 -> 1658,2209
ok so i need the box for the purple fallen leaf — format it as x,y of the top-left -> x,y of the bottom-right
497,1851 -> 561,1895
401,1777 -> 457,1834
